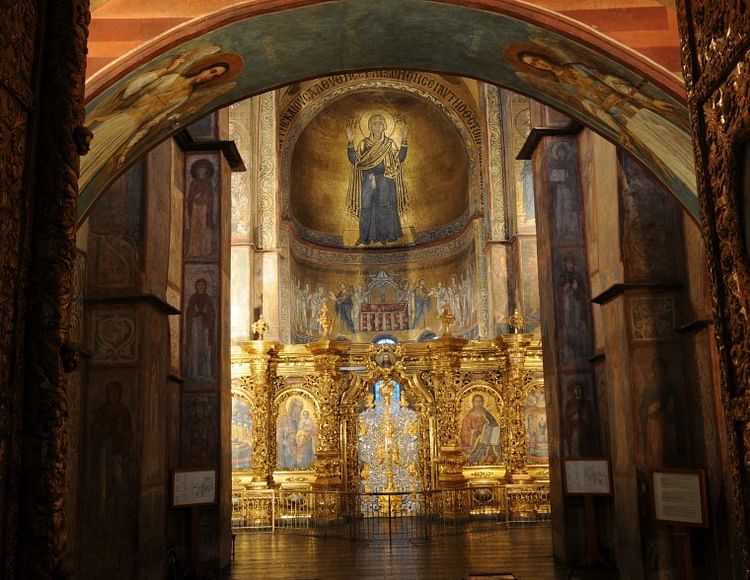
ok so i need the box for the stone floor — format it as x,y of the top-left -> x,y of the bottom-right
226,525 -> 618,580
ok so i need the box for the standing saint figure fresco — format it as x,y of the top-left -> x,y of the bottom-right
82,47 -> 243,188
186,159 -> 216,257
346,113 -> 410,245
186,278 -> 216,380
330,281 -> 355,334
506,45 -> 695,193
460,394 -> 502,465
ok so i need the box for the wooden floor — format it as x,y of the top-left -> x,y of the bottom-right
227,525 -> 594,580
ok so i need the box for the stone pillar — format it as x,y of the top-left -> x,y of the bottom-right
229,99 -> 256,344
502,90 -> 540,333
480,84 -> 511,336
79,141 -> 177,580
480,84 -> 541,336
527,115 -> 598,561
309,341 -> 345,489
581,132 -> 699,580
253,92 -> 282,341
179,111 -> 232,572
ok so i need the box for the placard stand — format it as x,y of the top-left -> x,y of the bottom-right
187,506 -> 201,580
562,459 -> 613,570
172,468 -> 218,580
650,469 -> 708,580
578,494 -> 610,568
672,525 -> 694,580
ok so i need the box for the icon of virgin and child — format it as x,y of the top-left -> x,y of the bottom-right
277,397 -> 317,469
346,112 -> 411,245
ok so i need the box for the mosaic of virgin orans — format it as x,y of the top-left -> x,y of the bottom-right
346,112 -> 409,245
290,91 -> 470,248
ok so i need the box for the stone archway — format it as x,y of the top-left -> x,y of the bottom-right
77,0 -> 697,226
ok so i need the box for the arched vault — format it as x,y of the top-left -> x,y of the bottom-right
79,0 -> 697,224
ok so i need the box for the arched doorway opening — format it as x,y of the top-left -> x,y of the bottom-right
71,3 -> 725,579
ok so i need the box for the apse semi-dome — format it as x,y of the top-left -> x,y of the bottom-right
289,90 -> 471,248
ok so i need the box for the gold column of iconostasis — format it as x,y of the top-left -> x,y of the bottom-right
229,318 -> 549,495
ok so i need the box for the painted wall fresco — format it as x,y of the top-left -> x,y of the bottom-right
79,1 -> 696,224
617,150 -> 681,283
562,378 -> 598,458
183,264 -> 219,388
275,394 -> 318,470
459,389 -> 504,466
182,393 -> 219,467
87,160 -> 143,293
185,154 -> 220,262
290,90 -> 470,248
290,242 -> 478,342
81,370 -> 137,579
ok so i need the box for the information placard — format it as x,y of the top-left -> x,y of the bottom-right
563,459 -> 612,495
172,469 -> 217,507
652,469 -> 707,527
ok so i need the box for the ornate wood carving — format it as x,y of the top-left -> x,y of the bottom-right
18,0 -> 91,578
0,2 -> 40,575
677,1 -> 750,576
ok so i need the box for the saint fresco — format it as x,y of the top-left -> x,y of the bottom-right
291,266 -> 477,340
81,44 -> 243,196
505,41 -> 696,198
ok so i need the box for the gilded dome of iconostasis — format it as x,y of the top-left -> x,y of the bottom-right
275,72 -> 489,344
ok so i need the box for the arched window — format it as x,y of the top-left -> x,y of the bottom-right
417,331 -> 438,342
373,379 -> 401,404
373,335 -> 398,345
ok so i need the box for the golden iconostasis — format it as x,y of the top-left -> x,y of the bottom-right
230,338 -> 549,493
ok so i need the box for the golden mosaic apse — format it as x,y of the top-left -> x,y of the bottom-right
290,90 -> 470,247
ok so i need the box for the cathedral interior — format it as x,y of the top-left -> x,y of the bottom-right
3,1 -> 750,579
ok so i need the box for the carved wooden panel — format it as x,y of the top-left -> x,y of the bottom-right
677,1 -> 750,576
16,0 -> 91,578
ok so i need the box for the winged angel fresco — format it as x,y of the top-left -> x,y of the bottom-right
81,44 -> 243,188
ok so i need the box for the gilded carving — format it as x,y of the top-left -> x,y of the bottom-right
232,335 -> 545,516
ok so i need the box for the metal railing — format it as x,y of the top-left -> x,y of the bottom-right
232,484 -> 550,542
